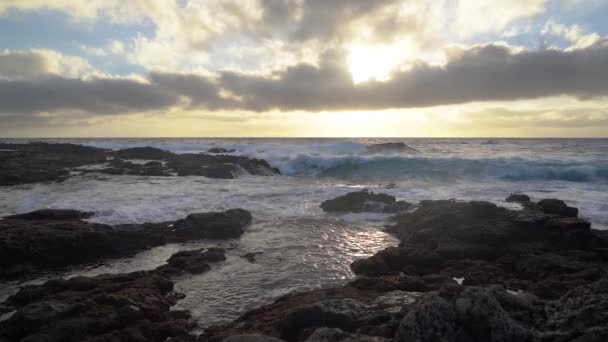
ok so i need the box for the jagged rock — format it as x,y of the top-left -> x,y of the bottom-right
538,198 -> 578,217
395,286 -> 536,342
0,208 -> 251,279
112,147 -> 174,160
276,299 -> 363,341
505,193 -> 531,203
320,190 -> 411,213
168,153 -> 280,178
157,248 -> 226,276
0,143 -> 107,185
172,209 -> 252,240
0,271 -> 196,341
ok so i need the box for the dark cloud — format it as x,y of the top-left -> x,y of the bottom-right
218,42 -> 608,111
0,50 -> 54,80
257,0 -> 405,43
0,76 -> 181,115
148,72 -> 237,110
1,43 -> 608,120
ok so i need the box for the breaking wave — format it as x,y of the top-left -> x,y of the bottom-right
278,155 -> 608,182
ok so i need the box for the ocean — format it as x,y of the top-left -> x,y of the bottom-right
1,137 -> 607,328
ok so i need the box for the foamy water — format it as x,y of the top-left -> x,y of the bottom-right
1,138 -> 607,327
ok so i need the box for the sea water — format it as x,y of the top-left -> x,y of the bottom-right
0,138 -> 607,327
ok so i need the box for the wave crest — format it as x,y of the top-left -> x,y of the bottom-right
278,155 -> 608,182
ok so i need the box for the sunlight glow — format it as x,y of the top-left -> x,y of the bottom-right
348,45 -> 402,84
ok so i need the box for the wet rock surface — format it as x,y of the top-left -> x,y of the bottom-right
0,246 -> 234,341
0,208 -> 251,280
0,143 -> 280,185
320,190 -> 412,214
105,147 -> 280,179
203,195 -> 608,342
156,248 -> 226,276
0,271 -> 196,341
0,142 -> 107,185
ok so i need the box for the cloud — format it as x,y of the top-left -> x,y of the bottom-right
542,19 -> 601,50
1,42 -> 607,119
217,42 -> 608,111
81,40 -> 125,57
0,49 -> 95,80
0,76 -> 183,115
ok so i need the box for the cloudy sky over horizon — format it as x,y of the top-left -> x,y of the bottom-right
1,0 -> 608,137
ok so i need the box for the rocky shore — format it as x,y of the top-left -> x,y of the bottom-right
201,194 -> 608,341
0,246 -> 231,342
2,190 -> 608,341
0,208 -> 251,280
0,143 -> 279,185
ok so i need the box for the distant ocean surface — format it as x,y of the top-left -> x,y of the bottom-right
1,137 -> 608,328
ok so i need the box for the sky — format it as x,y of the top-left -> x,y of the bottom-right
0,0 -> 608,137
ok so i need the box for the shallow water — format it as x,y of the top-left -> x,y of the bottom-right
1,138 -> 607,327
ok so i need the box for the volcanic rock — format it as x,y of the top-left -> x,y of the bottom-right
320,190 -> 411,213
0,208 -> 251,279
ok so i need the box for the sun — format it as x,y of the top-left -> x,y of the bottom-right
347,45 -> 402,84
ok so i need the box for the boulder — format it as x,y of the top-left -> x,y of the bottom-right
173,208 -> 252,240
538,198 -> 578,217
320,190 -> 411,213
395,286 -> 536,342
157,248 -> 226,276
0,271 -> 196,341
505,193 -> 531,203
276,299 -> 363,341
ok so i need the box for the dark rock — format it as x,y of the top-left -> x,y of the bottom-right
168,153 -> 280,178
395,286 -> 537,342
304,327 -> 389,341
538,198 -> 579,217
208,148 -> 237,154
242,252 -> 263,263
320,190 -> 411,213
394,294 -> 457,342
4,209 -> 93,220
276,299 -> 362,341
0,208 -> 251,279
222,335 -> 285,342
350,256 -> 391,277
0,271 -> 196,341
505,193 -> 531,203
112,146 -> 174,160
0,142 -> 107,186
1,143 -> 280,183
172,208 -> 252,240
157,248 -> 226,276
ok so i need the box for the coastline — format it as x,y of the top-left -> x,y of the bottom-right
1,142 -> 608,341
